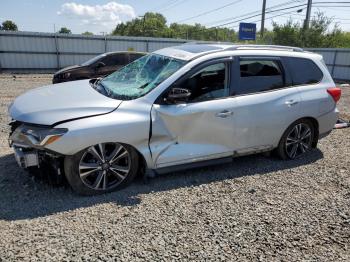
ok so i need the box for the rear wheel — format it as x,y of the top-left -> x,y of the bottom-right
277,119 -> 315,160
64,142 -> 139,195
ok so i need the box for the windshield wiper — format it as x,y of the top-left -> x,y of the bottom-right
93,78 -> 111,97
138,82 -> 150,89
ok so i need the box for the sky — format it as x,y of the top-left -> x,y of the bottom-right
1,0 -> 350,35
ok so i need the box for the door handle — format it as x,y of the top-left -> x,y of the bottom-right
215,110 -> 234,118
285,100 -> 299,106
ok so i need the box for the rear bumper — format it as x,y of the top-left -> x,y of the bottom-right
317,107 -> 339,139
319,130 -> 332,139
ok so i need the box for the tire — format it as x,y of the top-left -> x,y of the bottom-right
64,142 -> 139,195
276,119 -> 316,160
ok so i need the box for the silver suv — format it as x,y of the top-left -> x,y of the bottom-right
8,44 -> 341,195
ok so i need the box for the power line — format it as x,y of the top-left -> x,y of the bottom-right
173,1 -> 350,38
229,9 -> 307,29
313,4 -> 350,7
158,0 -> 188,13
236,11 -> 303,29
149,0 -> 180,12
208,1 -> 350,29
232,4 -> 350,29
175,0 -> 244,23
214,3 -> 309,28
175,2 -> 308,37
203,0 -> 307,27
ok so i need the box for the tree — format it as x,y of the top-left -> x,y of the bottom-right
58,27 -> 72,34
1,20 -> 18,31
112,12 -> 168,37
271,12 -> 344,48
82,31 -> 93,36
271,20 -> 302,46
111,11 -> 348,47
112,12 -> 236,41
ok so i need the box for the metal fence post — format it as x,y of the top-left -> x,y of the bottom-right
104,36 -> 107,53
54,33 -> 60,70
146,40 -> 149,52
331,50 -> 338,78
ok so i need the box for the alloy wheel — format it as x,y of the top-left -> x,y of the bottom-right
285,123 -> 313,159
78,143 -> 131,191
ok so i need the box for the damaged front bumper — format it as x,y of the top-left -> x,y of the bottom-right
9,121 -> 66,170
13,147 -> 39,168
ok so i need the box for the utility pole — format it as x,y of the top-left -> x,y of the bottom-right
304,0 -> 312,29
260,0 -> 266,38
142,15 -> 146,35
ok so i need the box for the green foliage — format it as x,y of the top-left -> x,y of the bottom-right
111,11 -> 350,48
112,12 -> 236,41
1,20 -> 18,31
270,12 -> 350,48
112,13 -> 168,37
82,31 -> 93,36
271,20 -> 302,46
58,27 -> 72,34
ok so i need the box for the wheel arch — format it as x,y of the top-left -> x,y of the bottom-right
301,117 -> 319,148
124,143 -> 147,178
278,116 -> 319,149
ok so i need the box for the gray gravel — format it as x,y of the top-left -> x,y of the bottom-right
0,74 -> 349,261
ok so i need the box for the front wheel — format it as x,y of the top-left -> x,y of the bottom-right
277,119 -> 316,160
64,142 -> 139,195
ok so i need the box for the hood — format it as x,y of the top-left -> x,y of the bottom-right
54,65 -> 81,75
9,80 -> 122,126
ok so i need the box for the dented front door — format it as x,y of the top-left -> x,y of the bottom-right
150,98 -> 237,168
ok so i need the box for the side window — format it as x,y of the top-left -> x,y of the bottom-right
237,58 -> 284,95
100,54 -> 127,66
285,57 -> 323,85
99,56 -> 114,66
129,53 -> 143,62
179,62 -> 228,102
111,54 -> 128,66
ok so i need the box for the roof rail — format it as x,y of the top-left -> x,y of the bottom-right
182,41 -> 232,45
226,44 -> 303,52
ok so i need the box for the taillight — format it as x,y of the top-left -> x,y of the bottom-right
327,87 -> 341,103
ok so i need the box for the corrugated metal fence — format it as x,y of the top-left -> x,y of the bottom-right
0,31 -> 349,80
0,31 -> 187,73
306,48 -> 350,81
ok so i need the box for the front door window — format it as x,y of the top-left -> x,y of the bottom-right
180,62 -> 229,102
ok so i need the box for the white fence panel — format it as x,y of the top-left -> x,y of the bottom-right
0,31 -> 349,80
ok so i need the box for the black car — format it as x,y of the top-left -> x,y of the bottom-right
52,51 -> 146,84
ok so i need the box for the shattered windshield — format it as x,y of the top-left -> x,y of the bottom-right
97,54 -> 186,100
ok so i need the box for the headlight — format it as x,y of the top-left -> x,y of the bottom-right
12,125 -> 68,147
62,72 -> 71,78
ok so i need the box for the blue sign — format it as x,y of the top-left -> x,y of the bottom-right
239,23 -> 256,40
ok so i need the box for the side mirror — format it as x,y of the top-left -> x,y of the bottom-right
166,87 -> 191,103
95,62 -> 105,69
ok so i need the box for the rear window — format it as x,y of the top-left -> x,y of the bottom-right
236,58 -> 284,95
284,57 -> 323,85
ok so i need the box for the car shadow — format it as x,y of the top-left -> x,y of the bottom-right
0,149 -> 324,221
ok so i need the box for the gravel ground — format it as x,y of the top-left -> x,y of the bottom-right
0,74 -> 349,261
